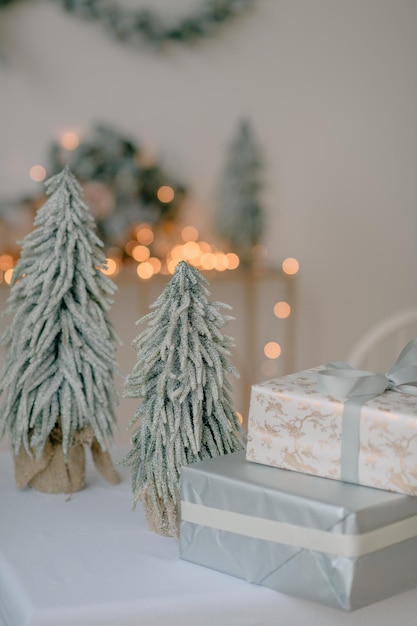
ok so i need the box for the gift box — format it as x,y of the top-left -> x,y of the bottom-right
180,450 -> 417,611
246,365 -> 417,496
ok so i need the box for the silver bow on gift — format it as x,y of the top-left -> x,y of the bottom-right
316,338 -> 417,483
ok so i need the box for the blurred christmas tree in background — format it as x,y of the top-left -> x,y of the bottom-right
215,119 -> 265,265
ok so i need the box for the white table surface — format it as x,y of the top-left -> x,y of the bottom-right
1,449 -> 417,626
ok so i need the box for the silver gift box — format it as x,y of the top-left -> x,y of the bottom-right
180,451 -> 417,611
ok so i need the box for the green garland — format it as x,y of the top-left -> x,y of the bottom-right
1,1 -> 254,49
58,0 -> 253,48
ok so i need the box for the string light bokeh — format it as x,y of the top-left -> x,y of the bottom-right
29,165 -> 46,183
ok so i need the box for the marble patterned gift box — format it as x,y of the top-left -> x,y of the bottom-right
180,451 -> 417,611
246,367 -> 417,496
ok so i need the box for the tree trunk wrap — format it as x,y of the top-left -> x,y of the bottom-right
141,487 -> 180,539
13,426 -> 120,494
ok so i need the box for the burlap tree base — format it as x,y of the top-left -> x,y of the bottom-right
141,488 -> 180,539
14,426 -> 120,494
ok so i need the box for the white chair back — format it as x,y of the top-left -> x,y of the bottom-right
347,308 -> 417,372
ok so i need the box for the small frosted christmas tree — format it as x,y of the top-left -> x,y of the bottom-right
123,261 -> 243,538
0,165 -> 120,493
216,119 -> 264,265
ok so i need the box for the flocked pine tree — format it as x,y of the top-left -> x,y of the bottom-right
0,165 -> 120,493
123,260 -> 244,538
216,119 -> 264,265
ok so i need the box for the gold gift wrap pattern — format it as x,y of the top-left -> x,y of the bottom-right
246,368 -> 417,496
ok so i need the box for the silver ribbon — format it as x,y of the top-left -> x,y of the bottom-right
317,338 -> 417,483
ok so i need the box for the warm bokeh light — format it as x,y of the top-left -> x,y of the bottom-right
214,252 -> 228,271
112,228 -> 242,279
167,259 -> 178,274
0,254 -> 14,271
136,262 -> 154,279
29,165 -> 46,182
181,226 -> 199,242
60,131 -> 80,151
132,245 -> 150,262
226,252 -> 240,270
264,341 -> 282,359
273,301 -> 291,319
198,241 -> 212,253
167,245 -> 181,262
100,258 -> 120,277
125,240 -> 138,256
282,257 -> 299,275
200,252 -> 216,270
4,269 -> 14,284
183,241 -> 200,261
156,185 -> 175,203
135,225 -> 154,245
148,257 -> 162,273
236,412 -> 243,425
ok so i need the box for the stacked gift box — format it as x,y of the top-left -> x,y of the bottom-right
180,341 -> 417,611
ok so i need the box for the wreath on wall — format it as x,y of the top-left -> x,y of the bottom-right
1,0 -> 253,49
48,123 -> 186,248
0,123 -> 186,260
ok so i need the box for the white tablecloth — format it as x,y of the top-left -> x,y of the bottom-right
1,449 -> 417,626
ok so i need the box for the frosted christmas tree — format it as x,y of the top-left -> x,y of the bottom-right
0,165 -> 120,493
123,261 -> 243,538
216,119 -> 264,265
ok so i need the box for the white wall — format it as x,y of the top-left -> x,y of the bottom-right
0,0 -> 416,449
